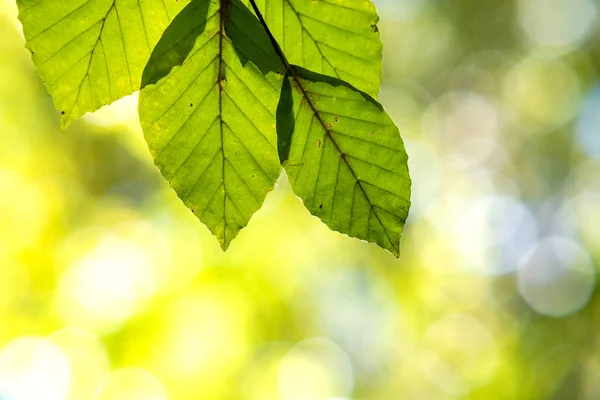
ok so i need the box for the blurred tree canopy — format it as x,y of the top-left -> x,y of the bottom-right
1,0 -> 600,399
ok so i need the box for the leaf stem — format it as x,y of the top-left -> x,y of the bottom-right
247,0 -> 292,72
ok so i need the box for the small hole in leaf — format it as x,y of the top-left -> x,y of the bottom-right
333,116 -> 339,123
319,203 -> 323,209
190,103 -> 193,107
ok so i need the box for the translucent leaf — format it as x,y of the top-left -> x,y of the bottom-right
251,0 -> 383,98
277,67 -> 411,256
17,0 -> 190,127
139,0 -> 284,250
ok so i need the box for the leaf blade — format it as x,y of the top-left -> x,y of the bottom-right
280,67 -> 411,256
253,0 -> 383,98
17,0 -> 190,127
139,0 -> 284,250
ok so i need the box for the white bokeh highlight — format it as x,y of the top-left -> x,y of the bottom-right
278,338 -> 353,400
0,338 -> 71,400
518,0 -> 597,53
518,237 -> 596,317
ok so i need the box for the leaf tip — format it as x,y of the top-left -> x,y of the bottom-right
375,234 -> 401,258
59,111 -> 72,130
219,240 -> 232,252
218,232 -> 237,253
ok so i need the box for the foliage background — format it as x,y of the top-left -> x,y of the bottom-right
1,0 -> 600,398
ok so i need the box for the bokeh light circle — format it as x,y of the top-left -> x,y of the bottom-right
49,328 -> 110,400
517,237 -> 596,317
419,314 -> 498,395
455,194 -> 538,275
518,0 -> 597,53
0,337 -> 71,400
503,57 -> 581,131
278,338 -> 353,400
576,84 -> 600,158
95,368 -> 168,400
55,234 -> 161,334
422,92 -> 500,169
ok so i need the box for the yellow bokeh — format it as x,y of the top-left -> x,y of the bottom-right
1,0 -> 599,398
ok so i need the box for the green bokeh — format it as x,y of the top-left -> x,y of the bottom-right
0,0 -> 599,399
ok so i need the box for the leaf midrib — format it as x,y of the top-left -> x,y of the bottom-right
218,0 -> 228,244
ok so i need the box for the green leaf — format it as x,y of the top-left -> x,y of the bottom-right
139,0 -> 284,250
251,0 -> 383,98
277,67 -> 411,256
17,0 -> 190,128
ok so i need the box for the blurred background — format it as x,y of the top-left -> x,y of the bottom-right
1,0 -> 600,398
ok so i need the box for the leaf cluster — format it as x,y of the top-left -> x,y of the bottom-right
17,0 -> 411,256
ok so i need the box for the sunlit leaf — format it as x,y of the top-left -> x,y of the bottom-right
139,0 -> 284,250
277,67 -> 411,256
251,0 -> 383,98
17,0 -> 190,128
